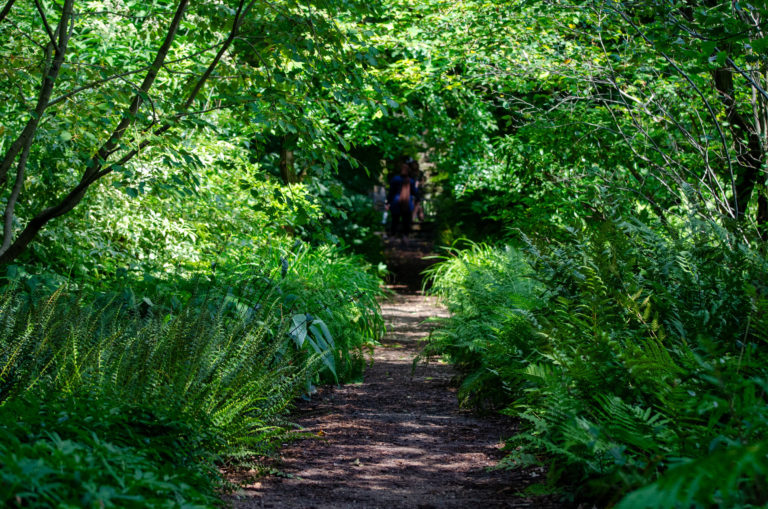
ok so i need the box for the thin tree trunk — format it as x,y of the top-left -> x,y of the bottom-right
0,0 -> 74,188
280,135 -> 298,184
88,0 -> 191,180
0,0 -> 74,256
0,0 -> 259,265
0,0 -> 16,24
712,67 -> 766,222
0,0 -> 190,264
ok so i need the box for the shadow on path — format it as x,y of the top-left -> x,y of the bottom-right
226,226 -> 555,508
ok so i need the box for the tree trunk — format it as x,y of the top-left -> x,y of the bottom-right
0,0 -> 74,187
0,0 -> 191,265
712,67 -> 766,222
0,0 -> 16,24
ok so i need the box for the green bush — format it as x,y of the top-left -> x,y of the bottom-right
0,241 -> 384,505
0,282 -> 309,452
426,216 -> 768,506
0,393 -> 223,508
422,241 -> 542,408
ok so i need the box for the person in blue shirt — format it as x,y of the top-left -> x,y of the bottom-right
386,156 -> 417,240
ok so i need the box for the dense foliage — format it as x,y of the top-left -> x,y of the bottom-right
0,242 -> 383,505
0,1 -> 387,503
398,0 -> 768,506
426,218 -> 768,506
2,0 -> 768,506
0,392 -> 224,507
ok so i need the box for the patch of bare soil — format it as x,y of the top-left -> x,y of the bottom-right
226,228 -> 557,508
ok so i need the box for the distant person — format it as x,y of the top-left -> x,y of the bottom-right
386,156 -> 416,242
410,159 -> 425,223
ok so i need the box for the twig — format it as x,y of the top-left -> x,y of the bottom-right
33,0 -> 56,46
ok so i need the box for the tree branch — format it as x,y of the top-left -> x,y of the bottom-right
1,143 -> 30,254
181,0 -> 254,111
0,0 -> 270,265
0,0 -> 75,257
0,0 -> 190,263
46,42 -> 226,108
615,7 -> 739,217
33,0 -> 57,47
0,0 -> 16,24
726,56 -> 768,103
87,0 -> 190,179
0,0 -> 74,188
2,17 -> 46,50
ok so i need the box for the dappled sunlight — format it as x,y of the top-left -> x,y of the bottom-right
3,0 -> 764,506
228,284 -> 548,508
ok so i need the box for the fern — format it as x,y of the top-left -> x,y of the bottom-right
428,213 -> 768,504
617,440 -> 768,508
0,241 -> 384,454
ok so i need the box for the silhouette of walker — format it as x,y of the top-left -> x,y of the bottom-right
386,155 -> 417,245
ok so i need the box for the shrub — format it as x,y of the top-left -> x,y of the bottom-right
426,216 -> 768,506
0,392 -> 224,508
0,241 -> 384,505
422,241 -> 542,408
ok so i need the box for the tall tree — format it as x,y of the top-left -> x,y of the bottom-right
0,0 -> 373,265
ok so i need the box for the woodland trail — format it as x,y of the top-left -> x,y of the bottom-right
227,226 -> 552,508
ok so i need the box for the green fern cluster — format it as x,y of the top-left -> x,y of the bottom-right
0,391 -> 226,507
0,283 -> 306,453
426,216 -> 768,506
259,242 -> 385,383
0,241 -> 384,505
422,241 -> 542,408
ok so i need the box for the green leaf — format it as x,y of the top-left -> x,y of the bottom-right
310,319 -> 335,348
290,314 -> 308,348
751,37 -> 768,51
306,335 -> 337,383
701,40 -> 717,55
716,51 -> 728,66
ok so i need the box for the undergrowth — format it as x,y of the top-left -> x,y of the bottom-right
0,393 -> 224,507
424,216 -> 768,507
421,242 -> 542,409
0,242 -> 384,507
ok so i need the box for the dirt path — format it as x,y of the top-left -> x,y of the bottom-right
228,228 -> 552,508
